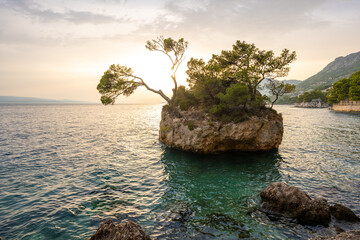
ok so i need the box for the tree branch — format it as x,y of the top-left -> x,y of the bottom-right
131,75 -> 172,104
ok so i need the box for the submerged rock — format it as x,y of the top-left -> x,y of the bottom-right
309,230 -> 360,240
159,107 -> 283,154
260,182 -> 331,226
88,219 -> 150,240
162,201 -> 193,223
330,204 -> 360,222
201,213 -> 250,239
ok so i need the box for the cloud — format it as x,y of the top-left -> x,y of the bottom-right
153,0 -> 332,36
0,0 -> 127,25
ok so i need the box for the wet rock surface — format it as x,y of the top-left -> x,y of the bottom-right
204,213 -> 250,238
260,182 -> 331,226
260,182 -> 359,227
88,219 -> 151,240
159,107 -> 283,154
309,230 -> 360,240
164,201 -> 193,223
330,204 -> 360,222
297,198 -> 331,226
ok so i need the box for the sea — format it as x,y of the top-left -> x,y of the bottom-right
0,104 -> 359,239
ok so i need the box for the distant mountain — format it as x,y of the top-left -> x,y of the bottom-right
0,96 -> 94,104
282,80 -> 302,86
296,51 -> 360,92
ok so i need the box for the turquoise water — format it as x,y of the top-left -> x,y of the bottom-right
0,104 -> 359,239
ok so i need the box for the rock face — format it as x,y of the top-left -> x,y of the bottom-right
260,182 -> 331,226
309,230 -> 360,240
159,107 -> 283,154
260,182 -> 360,227
88,219 -> 151,240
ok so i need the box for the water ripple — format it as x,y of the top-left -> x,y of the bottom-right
0,104 -> 359,239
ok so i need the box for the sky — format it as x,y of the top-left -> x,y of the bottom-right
0,0 -> 359,104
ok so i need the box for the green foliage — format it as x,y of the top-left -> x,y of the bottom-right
349,71 -> 360,101
193,41 -> 296,100
208,83 -> 253,123
160,125 -> 171,132
173,85 -> 198,110
173,40 -> 296,122
349,86 -> 360,101
100,96 -> 115,105
216,83 -> 250,108
186,41 -> 296,101
326,70 -> 360,104
146,36 -> 188,71
185,121 -> 196,131
266,80 -> 296,107
252,94 -> 270,108
209,104 -> 225,116
350,71 -> 360,85
193,79 -> 226,106
297,90 -> 327,103
97,64 -> 140,105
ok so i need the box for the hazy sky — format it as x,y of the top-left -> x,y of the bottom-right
0,0 -> 359,103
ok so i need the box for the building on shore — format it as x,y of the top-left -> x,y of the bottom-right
332,100 -> 360,112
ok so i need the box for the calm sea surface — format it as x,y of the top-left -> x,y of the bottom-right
0,104 -> 359,239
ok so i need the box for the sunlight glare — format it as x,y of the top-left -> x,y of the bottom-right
126,51 -> 189,96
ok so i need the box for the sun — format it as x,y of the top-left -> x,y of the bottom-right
125,51 -> 189,96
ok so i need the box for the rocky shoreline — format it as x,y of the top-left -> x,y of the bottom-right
159,107 -> 283,154
87,182 -> 359,240
295,98 -> 329,108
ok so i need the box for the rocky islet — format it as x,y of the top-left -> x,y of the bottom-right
159,107 -> 283,154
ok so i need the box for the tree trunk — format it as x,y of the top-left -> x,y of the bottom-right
271,95 -> 278,109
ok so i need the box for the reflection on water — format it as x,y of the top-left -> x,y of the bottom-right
277,106 -> 360,212
0,104 -> 359,239
153,148 -> 283,239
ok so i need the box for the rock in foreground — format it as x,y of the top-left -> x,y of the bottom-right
88,219 -> 150,240
260,182 -> 331,226
159,107 -> 283,154
260,182 -> 360,227
330,203 -> 360,222
310,230 -> 360,240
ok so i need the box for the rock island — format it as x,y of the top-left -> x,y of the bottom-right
97,36 -> 297,153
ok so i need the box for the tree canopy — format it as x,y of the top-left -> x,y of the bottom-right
186,41 -> 296,101
97,38 -> 297,122
174,41 -> 296,121
327,70 -> 360,104
297,90 -> 327,104
266,80 -> 296,108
